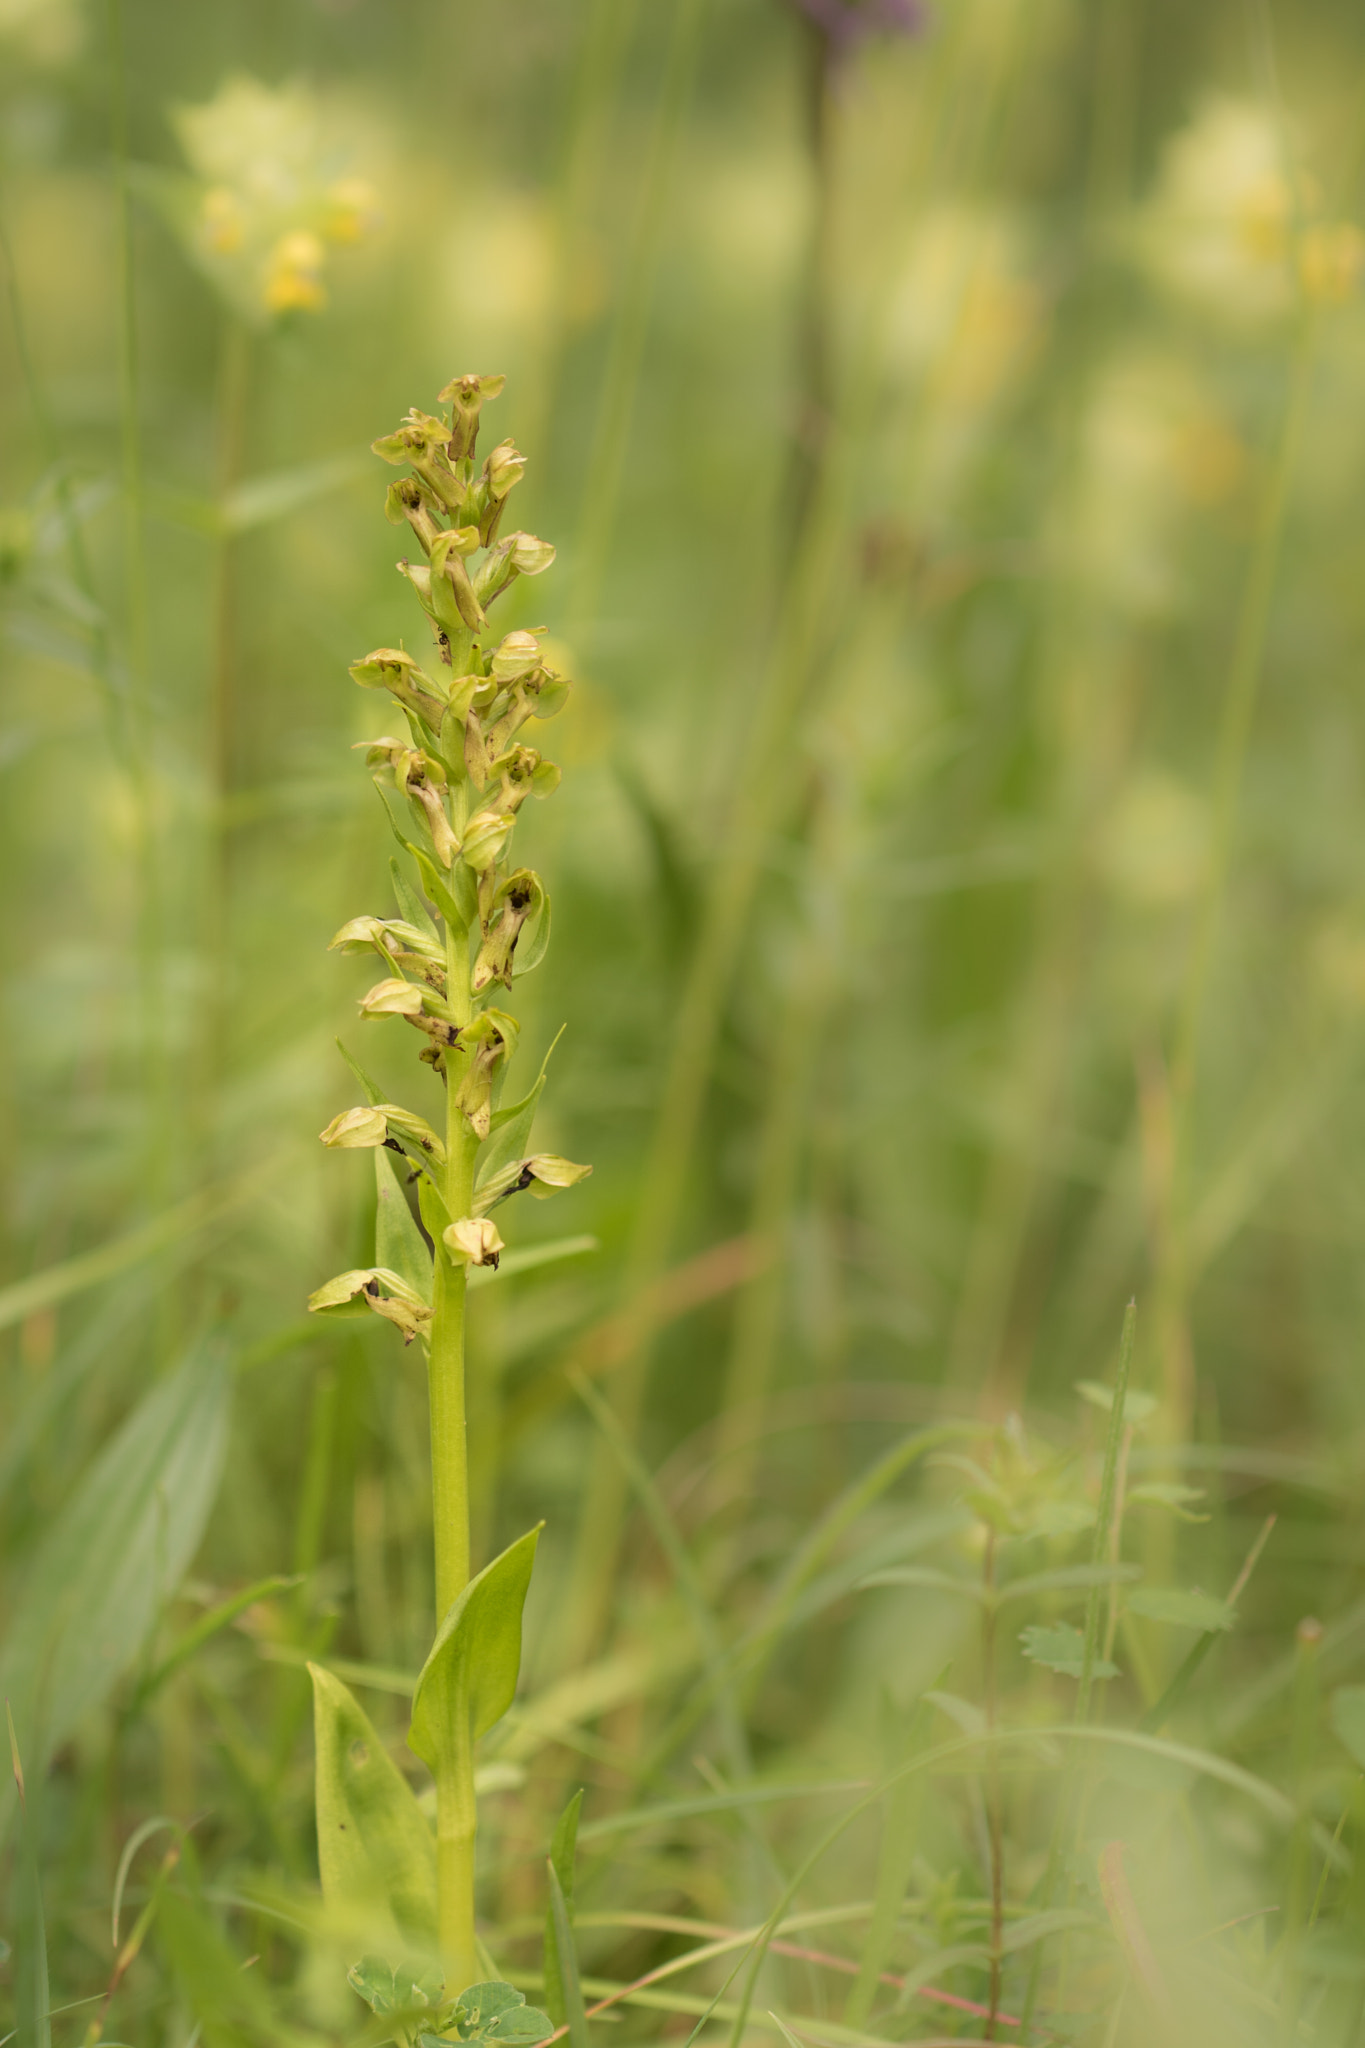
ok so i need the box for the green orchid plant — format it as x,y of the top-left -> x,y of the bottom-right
306,373 -> 590,2036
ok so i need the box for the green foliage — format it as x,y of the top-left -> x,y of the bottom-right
408,1528 -> 542,1774
431,1981 -> 554,2045
1019,1622 -> 1120,1683
12,7 -> 1365,2048
0,1345 -> 230,1785
309,1664 -> 438,1951
542,1789 -> 583,2029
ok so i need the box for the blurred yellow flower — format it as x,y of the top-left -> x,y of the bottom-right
1140,95 -> 1362,322
1069,354 -> 1244,616
263,230 -> 326,313
167,73 -> 382,324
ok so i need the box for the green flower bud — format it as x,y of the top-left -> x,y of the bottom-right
491,630 -> 542,682
319,1104 -> 387,1149
359,977 -> 424,1019
527,668 -> 572,720
363,741 -> 458,866
460,807 -> 515,873
328,915 -> 444,968
484,439 -> 526,501
451,1009 -> 519,1141
442,1215 -> 505,1268
471,531 -> 555,609
308,1267 -> 433,1344
319,1102 -> 446,1161
472,869 -> 544,993
509,532 -> 555,575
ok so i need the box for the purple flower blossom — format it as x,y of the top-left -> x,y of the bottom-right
788,0 -> 925,56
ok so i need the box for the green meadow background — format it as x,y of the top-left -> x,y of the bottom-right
8,0 -> 1365,2041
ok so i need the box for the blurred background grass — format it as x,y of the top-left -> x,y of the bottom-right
9,0 -> 1365,2041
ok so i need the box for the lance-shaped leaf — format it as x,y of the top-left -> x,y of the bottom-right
308,1267 -> 433,1344
310,1663 -> 437,1951
377,1146 -> 435,1295
476,1029 -> 564,1189
408,1526 -> 542,1778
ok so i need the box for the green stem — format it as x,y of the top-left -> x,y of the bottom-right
431,914 -> 479,1982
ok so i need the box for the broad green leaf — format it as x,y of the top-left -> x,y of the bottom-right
0,1343 -> 230,1793
408,1528 -> 541,1777
543,1789 -> 583,2028
376,1145 -> 434,1296
1127,1588 -> 1233,1632
1330,1685 -> 1365,1769
309,1663 -> 437,1950
1020,1622 -> 1119,1680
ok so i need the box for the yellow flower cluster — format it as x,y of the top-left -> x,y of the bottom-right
173,74 -> 380,323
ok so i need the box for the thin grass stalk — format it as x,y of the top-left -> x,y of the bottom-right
944,0 -> 1137,1413
566,0 -> 709,634
981,1528 -> 1004,2039
518,0 -> 638,474
1020,1302 -> 1135,2031
203,317 -> 252,1131
1279,1615 -> 1323,2045
104,0 -> 167,1227
1157,307 -> 1318,1436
